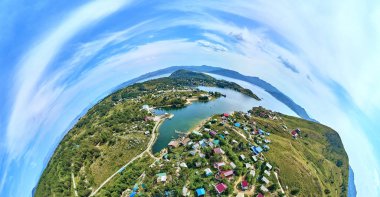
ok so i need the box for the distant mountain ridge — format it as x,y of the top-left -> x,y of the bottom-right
115,65 -> 316,121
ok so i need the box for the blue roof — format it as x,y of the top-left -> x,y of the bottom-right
251,146 -> 263,154
213,139 -> 220,145
129,192 -> 137,197
218,134 -> 225,139
196,188 -> 206,196
234,122 -> 241,127
259,129 -> 265,134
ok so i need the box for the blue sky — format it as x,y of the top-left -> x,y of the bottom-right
1,0 -> 380,196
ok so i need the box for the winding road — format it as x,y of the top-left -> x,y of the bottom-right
90,116 -> 164,196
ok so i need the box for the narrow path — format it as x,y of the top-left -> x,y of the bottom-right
228,126 -> 249,142
71,172 -> 78,197
274,171 -> 285,195
90,117 -> 164,196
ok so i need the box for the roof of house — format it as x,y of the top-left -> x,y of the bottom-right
196,188 -> 206,196
251,146 -> 263,154
182,187 -> 189,196
214,162 -> 225,168
234,122 -> 241,127
262,176 -> 269,184
130,191 -> 137,197
230,162 -> 236,169
213,147 -> 224,154
221,170 -> 234,177
257,193 -> 264,197
241,180 -> 249,187
205,168 -> 212,175
157,173 -> 167,177
215,183 -> 228,193
266,162 -> 272,169
291,130 -> 298,136
168,140 -> 179,147
192,130 -> 203,136
209,131 -> 217,136
260,185 -> 269,192
181,138 -> 191,145
223,113 -> 229,117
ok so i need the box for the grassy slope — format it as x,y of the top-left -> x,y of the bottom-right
251,113 -> 348,196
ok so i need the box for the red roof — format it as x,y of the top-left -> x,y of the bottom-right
241,180 -> 249,187
223,113 -> 229,117
291,130 -> 298,136
221,170 -> 234,177
215,183 -> 227,193
213,148 -> 223,154
256,193 -> 264,197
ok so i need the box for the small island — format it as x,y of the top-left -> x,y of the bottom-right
35,70 -> 348,197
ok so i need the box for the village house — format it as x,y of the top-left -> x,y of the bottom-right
180,162 -> 188,168
245,163 -> 252,169
241,180 -> 249,190
168,140 -> 179,148
196,188 -> 206,197
214,162 -> 225,170
252,155 -> 258,162
192,130 -> 203,136
257,193 -> 265,197
266,162 -> 272,170
261,176 -> 269,185
189,150 -> 196,156
249,169 -> 255,177
192,143 -> 200,150
240,154 -> 246,161
251,146 -> 263,155
264,139 -> 271,144
142,104 -> 150,111
215,183 -> 228,194
204,168 -> 213,176
264,170 -> 270,176
213,147 -> 225,155
181,137 -> 191,146
291,130 -> 298,138
182,187 -> 189,196
209,130 -> 217,137
220,170 -> 234,179
229,162 -> 236,169
156,173 -> 167,183
213,139 -> 220,146
260,185 -> 269,193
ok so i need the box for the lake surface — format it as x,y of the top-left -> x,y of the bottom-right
152,86 -> 260,153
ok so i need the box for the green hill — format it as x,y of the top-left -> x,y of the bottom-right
35,71 -> 259,196
35,71 -> 347,197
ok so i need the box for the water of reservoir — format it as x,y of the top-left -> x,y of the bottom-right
152,87 -> 260,153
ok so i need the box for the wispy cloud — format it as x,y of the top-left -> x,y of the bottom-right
1,0 -> 380,196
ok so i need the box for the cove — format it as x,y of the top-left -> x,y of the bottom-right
152,87 -> 260,153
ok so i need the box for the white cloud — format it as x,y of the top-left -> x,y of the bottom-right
3,1 -> 380,196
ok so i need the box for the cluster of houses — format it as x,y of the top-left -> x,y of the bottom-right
129,111 -> 283,197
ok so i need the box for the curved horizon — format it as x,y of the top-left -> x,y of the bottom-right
1,1 -> 379,196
